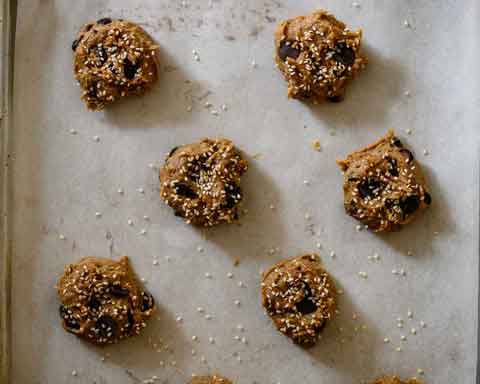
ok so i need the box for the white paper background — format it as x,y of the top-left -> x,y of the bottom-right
10,0 -> 479,383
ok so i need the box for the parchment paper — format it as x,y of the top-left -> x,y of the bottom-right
9,0 -> 479,383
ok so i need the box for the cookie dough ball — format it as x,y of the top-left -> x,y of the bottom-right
159,138 -> 248,227
337,130 -> 431,232
274,9 -> 367,103
73,18 -> 159,110
261,254 -> 336,347
189,375 -> 232,384
57,256 -> 155,345
371,377 -> 423,384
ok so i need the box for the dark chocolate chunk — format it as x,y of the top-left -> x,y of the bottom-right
174,182 -> 197,199
97,18 -> 112,25
110,284 -> 129,297
357,178 -> 383,199
168,146 -> 180,158
224,184 -> 242,209
123,58 -> 139,80
96,315 -> 117,338
333,42 -> 356,67
295,284 -> 317,315
72,38 -> 80,51
59,305 -> 80,330
400,195 -> 420,216
96,46 -> 108,65
327,94 -> 343,103
424,192 -> 432,205
278,41 -> 300,61
85,24 -> 93,31
400,149 -> 414,162
391,137 -> 403,147
386,157 -> 399,177
140,291 -> 155,312
87,296 -> 101,311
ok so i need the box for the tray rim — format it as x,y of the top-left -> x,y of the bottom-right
0,0 -> 16,383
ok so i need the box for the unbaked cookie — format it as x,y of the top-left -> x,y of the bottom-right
261,254 -> 336,347
57,256 -> 155,345
371,377 -> 423,384
159,138 -> 248,227
337,130 -> 431,232
189,375 -> 232,384
73,18 -> 159,110
274,9 -> 367,103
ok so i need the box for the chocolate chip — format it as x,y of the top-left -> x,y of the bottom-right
72,38 -> 80,51
123,58 -> 138,80
125,310 -> 135,330
392,137 -> 403,147
174,182 -> 197,199
174,209 -> 185,218
384,198 -> 396,209
97,18 -> 112,25
295,284 -> 317,315
400,149 -> 414,162
386,157 -> 399,177
333,42 -> 356,67
110,284 -> 129,297
423,192 -> 432,205
85,24 -> 93,31
278,41 -> 300,61
87,296 -> 101,311
96,315 -> 117,338
327,94 -> 343,103
357,178 -> 383,199
400,195 -> 420,216
59,305 -> 80,330
168,146 -> 179,158
141,291 -> 155,312
224,184 -> 242,209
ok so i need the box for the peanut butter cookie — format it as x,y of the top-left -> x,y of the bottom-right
57,256 -> 155,345
73,18 -> 159,110
261,254 -> 336,347
337,130 -> 431,232
159,138 -> 248,227
274,9 -> 367,103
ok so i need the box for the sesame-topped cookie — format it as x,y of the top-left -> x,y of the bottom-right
337,130 -> 431,232
274,9 -> 367,103
159,138 -> 248,227
371,377 -> 424,384
189,375 -> 233,384
72,18 -> 159,110
56,256 -> 155,345
261,254 -> 336,347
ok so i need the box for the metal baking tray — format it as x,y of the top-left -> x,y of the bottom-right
1,0 -> 478,383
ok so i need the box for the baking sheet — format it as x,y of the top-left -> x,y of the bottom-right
6,0 -> 479,383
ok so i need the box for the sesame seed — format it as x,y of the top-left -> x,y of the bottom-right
400,335 -> 407,341
403,19 -> 411,28
238,281 -> 244,287
417,368 -> 424,375
59,234 -> 66,240
208,337 -> 215,344
251,60 -> 257,68
95,212 -> 102,218
205,314 -> 212,320
234,300 -> 241,306
197,246 -> 204,252
423,149 -> 429,156
227,272 -> 233,278
411,328 -> 417,335
303,180 -> 310,185
305,213 -> 311,220
127,219 -> 133,226
205,272 -> 212,278
406,128 -> 412,135
396,346 -> 402,352
71,370 -> 77,376
420,321 -> 426,328
197,307 -> 204,313
191,335 -> 198,341
153,260 -> 158,266
383,337 -> 390,343
358,271 -> 368,279
117,188 -> 124,194
404,90 -> 411,97
221,104 -> 228,111
316,242 -> 322,249
352,1 -> 360,8
93,135 -> 100,142
407,310 -> 413,318
186,105 -> 192,112
69,129 -> 77,135
137,187 -> 145,194
140,229 -> 147,235
176,316 -> 183,323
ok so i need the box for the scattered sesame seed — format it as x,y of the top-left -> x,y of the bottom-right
95,212 -> 102,218
186,105 -> 192,112
205,314 -> 212,320
400,335 -> 407,341
117,188 -> 124,194
197,307 -> 204,313
358,271 -> 368,279
221,104 -> 228,111
208,337 -> 215,344
148,163 -> 155,169
176,316 -> 183,323
238,281 -> 244,287
210,110 -> 219,116
397,323 -> 404,328
234,300 -> 241,306
69,129 -> 77,135
356,224 -> 363,231
137,187 -> 145,194
337,289 -> 344,295
205,272 -> 212,279
352,313 -> 358,320
141,277 -> 146,283
303,179 -> 310,185
330,251 -> 336,258
420,321 -> 426,328
227,272 -> 233,278
352,1 -> 360,8
59,234 -> 66,240
384,337 -> 390,343
400,268 -> 406,276
200,356 -> 206,363
140,229 -> 147,235
197,246 -> 204,252
396,346 -> 403,352
417,368 -> 424,375
403,19 -> 411,28
165,255 -> 171,262
241,337 -> 247,344
251,60 -> 257,68
191,349 -> 196,355
127,219 -> 133,226
411,328 -> 417,335
392,269 -> 398,275
71,370 -> 77,376
305,213 -> 311,220
406,128 -> 412,135
423,149 -> 429,156
316,242 -> 322,249
404,90 -> 411,97
93,135 -> 100,142
312,139 -> 321,151
237,324 -> 245,332
407,310 -> 413,318
143,215 -> 150,221
192,335 -> 198,341
153,260 -> 158,266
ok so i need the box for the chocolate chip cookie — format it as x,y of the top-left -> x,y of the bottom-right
337,130 -> 431,232
73,18 -> 159,110
274,9 -> 367,103
189,375 -> 232,384
261,254 -> 336,347
159,138 -> 248,227
371,377 -> 423,384
57,256 -> 155,345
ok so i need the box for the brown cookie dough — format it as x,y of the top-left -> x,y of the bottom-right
371,377 -> 423,384
56,256 -> 155,345
189,375 -> 232,384
337,130 -> 431,232
274,9 -> 367,103
159,138 -> 248,227
261,254 -> 336,347
73,18 -> 159,110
